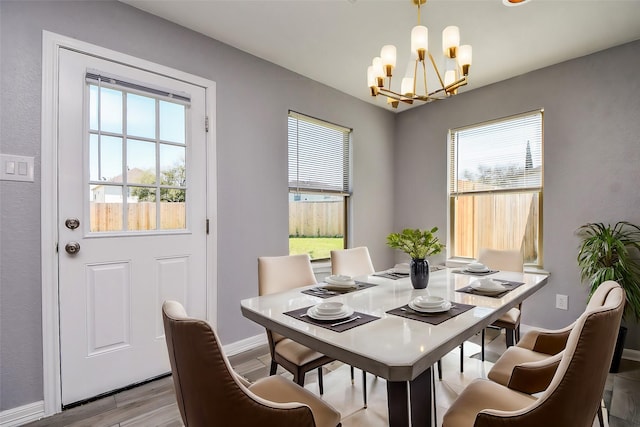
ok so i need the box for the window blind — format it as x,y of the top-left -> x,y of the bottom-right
449,110 -> 543,195
288,111 -> 351,194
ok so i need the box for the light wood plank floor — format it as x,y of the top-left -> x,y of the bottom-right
24,330 -> 639,426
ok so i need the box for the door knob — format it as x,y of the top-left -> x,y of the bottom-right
65,218 -> 80,230
65,242 -> 80,255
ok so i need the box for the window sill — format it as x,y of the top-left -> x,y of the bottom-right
446,258 -> 550,275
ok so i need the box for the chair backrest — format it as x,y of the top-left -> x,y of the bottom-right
330,247 -> 375,277
258,254 -> 317,296
475,281 -> 625,427
477,248 -> 524,273
162,300 -> 317,427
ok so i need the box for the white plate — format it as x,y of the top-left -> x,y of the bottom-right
471,287 -> 505,295
307,306 -> 355,321
325,276 -> 356,287
391,263 -> 410,274
412,295 -> 445,308
465,267 -> 490,273
408,300 -> 452,313
315,301 -> 345,314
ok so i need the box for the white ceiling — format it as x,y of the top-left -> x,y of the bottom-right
121,0 -> 640,112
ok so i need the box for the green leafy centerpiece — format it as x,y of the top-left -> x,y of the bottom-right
387,227 -> 445,289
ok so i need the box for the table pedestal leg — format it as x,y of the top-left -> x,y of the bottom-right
387,367 -> 433,427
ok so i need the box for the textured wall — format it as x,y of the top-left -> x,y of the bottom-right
394,40 -> 640,348
0,0 -> 395,411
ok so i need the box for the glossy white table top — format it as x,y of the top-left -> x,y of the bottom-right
241,268 -> 548,382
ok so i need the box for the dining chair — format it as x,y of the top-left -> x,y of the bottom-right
162,300 -> 342,427
486,281 -> 622,427
330,246 -> 375,407
442,281 -> 625,427
258,254 -> 335,395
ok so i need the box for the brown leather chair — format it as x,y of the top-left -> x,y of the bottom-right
442,281 -> 625,427
162,300 -> 342,427
258,254 -> 335,394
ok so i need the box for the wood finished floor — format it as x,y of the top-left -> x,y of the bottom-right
24,330 -> 639,427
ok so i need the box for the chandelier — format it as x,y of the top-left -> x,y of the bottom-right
367,0 -> 472,108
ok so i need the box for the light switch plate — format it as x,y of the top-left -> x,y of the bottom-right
1,154 -> 34,182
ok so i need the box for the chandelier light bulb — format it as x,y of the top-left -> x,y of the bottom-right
442,26 -> 460,58
444,69 -> 456,87
457,44 -> 472,75
367,66 -> 376,87
411,25 -> 428,61
372,57 -> 385,80
380,45 -> 397,76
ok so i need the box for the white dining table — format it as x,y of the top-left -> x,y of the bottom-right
240,267 -> 548,427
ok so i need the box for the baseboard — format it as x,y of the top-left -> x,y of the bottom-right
223,333 -> 267,357
622,348 -> 640,363
0,401 -> 45,427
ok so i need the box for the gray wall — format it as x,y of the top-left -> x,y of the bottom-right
394,39 -> 640,348
0,0 -> 395,411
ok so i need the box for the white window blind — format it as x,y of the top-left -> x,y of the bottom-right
288,111 -> 351,194
450,111 -> 543,195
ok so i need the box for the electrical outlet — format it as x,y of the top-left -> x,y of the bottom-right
556,294 -> 568,310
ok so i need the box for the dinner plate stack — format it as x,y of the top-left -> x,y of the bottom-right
465,261 -> 490,273
408,295 -> 452,313
470,278 -> 506,295
391,263 -> 410,274
306,302 -> 354,320
324,274 -> 357,290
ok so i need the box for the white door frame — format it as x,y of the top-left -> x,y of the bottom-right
40,30 -> 217,416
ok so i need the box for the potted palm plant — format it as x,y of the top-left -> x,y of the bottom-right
387,227 -> 445,289
576,221 -> 640,372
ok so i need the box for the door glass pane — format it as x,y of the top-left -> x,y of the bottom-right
100,136 -> 123,182
100,87 -> 123,134
90,184 -> 123,232
159,101 -> 185,144
127,139 -> 156,184
160,190 -> 185,230
89,134 -> 99,181
160,144 -> 186,186
127,94 -> 156,139
128,187 -> 156,231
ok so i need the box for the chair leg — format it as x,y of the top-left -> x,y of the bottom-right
437,359 -> 442,380
481,329 -> 486,362
269,360 -> 278,376
351,365 -> 355,385
431,367 -> 437,427
362,370 -> 367,408
597,404 -> 604,427
506,329 -> 515,347
459,343 -> 464,373
318,367 -> 324,395
515,325 -> 521,343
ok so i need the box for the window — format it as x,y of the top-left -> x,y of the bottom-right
87,71 -> 190,232
288,111 -> 351,260
448,110 -> 543,266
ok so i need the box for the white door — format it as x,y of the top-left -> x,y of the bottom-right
57,48 -> 208,405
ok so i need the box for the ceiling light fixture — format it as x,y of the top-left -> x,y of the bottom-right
367,0 -> 472,109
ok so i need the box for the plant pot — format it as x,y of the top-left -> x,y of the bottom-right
610,325 -> 627,373
410,258 -> 430,289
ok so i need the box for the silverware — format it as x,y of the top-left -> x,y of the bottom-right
331,315 -> 361,327
300,313 -> 308,317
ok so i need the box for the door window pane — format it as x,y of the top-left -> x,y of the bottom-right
160,144 -> 186,186
127,139 -> 156,184
89,134 -> 99,181
159,101 -> 185,144
160,190 -> 186,230
100,136 -> 123,182
100,87 -> 123,134
127,187 -> 157,231
90,184 -> 123,232
89,86 -> 99,131
127,94 -> 156,139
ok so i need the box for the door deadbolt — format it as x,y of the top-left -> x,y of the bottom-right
65,242 -> 80,255
65,218 -> 80,230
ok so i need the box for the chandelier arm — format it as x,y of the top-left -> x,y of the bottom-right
413,59 -> 419,95
377,87 -> 415,104
422,59 -> 428,95
427,51 -> 447,91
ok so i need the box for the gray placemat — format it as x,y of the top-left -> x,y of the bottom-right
455,280 -> 525,298
284,306 -> 379,332
386,302 -> 475,325
452,269 -> 499,276
301,281 -> 377,298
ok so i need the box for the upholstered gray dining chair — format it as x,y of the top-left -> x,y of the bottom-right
162,300 -> 342,427
442,281 -> 624,427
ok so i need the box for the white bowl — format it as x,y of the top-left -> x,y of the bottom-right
467,262 -> 488,271
471,278 -> 505,291
413,295 -> 445,308
392,263 -> 410,274
328,274 -> 353,282
315,302 -> 344,314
